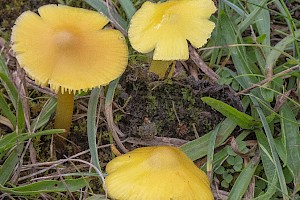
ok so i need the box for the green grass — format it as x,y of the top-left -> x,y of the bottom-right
1,0 -> 300,199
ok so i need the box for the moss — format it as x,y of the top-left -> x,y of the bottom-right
116,66 -> 242,141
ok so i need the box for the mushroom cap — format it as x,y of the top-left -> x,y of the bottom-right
105,146 -> 213,200
128,0 -> 216,61
12,4 -> 128,93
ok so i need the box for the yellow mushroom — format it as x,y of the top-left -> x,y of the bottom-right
11,5 -> 128,146
105,146 -> 214,200
128,0 -> 216,61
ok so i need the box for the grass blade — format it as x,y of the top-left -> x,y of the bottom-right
0,72 -> 18,111
239,0 -> 269,34
0,178 -> 88,195
85,0 -> 127,31
254,175 -> 278,200
0,129 -> 64,156
246,0 -> 271,76
227,155 -> 260,200
0,55 -> 19,109
0,92 -> 16,129
87,88 -> 102,176
180,118 -> 236,160
0,55 -> 25,131
119,0 -> 136,20
273,0 -> 299,56
266,29 -> 300,73
255,129 -> 278,198
105,77 -> 127,153
0,149 -> 19,185
202,146 -> 230,170
31,96 -> 57,131
280,104 -> 300,179
221,0 -> 248,16
206,124 -> 220,182
201,97 -> 259,129
252,97 -> 289,199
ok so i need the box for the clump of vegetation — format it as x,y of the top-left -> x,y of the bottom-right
116,67 -> 241,141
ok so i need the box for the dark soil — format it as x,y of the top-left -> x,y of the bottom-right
116,66 -> 242,143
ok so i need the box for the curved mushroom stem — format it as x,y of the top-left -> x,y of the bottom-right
54,89 -> 75,148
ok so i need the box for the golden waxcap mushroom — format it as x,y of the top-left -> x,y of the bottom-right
128,0 -> 216,61
12,4 -> 128,93
105,146 -> 213,200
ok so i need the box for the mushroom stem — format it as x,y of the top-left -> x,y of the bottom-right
149,60 -> 175,79
54,89 -> 75,143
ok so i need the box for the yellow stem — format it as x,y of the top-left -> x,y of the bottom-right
54,89 -> 75,141
149,60 -> 175,79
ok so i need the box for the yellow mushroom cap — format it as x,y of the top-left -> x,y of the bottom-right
128,0 -> 216,61
105,146 -> 213,200
12,4 -> 128,93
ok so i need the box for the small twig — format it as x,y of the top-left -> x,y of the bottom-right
50,134 -> 54,159
174,61 -> 188,77
32,96 -> 54,133
26,77 -> 55,96
191,123 -> 199,138
0,116 -> 14,130
19,144 -> 112,181
171,101 -> 181,125
29,141 -> 37,174
11,139 -> 33,184
125,136 -> 187,147
273,90 -> 292,112
31,165 -> 88,181
21,144 -> 111,170
230,137 -> 257,158
56,168 -> 76,200
105,0 -> 127,36
105,103 -> 128,153
189,64 -> 200,81
244,176 -> 255,199
179,60 -> 189,71
18,158 -> 67,181
112,96 -> 131,114
69,159 -> 107,198
211,177 -> 229,200
188,45 -> 219,83
18,67 -> 31,131
236,65 -> 299,96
